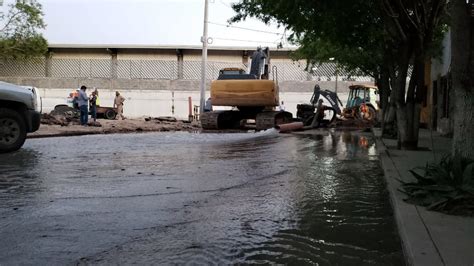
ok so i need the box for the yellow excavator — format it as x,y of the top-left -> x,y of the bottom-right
200,47 -> 293,130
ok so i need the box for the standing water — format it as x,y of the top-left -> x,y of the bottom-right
0,130 -> 403,265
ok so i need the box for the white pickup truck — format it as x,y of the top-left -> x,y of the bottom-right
0,81 -> 41,153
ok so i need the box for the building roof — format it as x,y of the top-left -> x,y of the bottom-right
349,84 -> 378,89
48,43 -> 299,52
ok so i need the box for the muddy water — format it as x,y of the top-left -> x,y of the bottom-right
0,130 -> 403,265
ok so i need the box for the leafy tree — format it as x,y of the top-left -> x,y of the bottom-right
231,0 -> 447,150
380,0 -> 447,149
0,0 -> 48,60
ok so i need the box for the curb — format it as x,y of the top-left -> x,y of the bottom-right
373,128 -> 444,266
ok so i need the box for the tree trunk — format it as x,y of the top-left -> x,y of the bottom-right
379,66 -> 391,134
396,102 -> 422,150
379,65 -> 391,110
382,88 -> 398,138
451,1 -> 474,161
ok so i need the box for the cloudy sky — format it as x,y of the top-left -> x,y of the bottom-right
2,0 -> 291,48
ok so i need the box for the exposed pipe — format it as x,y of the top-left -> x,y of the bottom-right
275,122 -> 304,133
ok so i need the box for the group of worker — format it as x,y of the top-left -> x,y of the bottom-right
72,86 -> 126,126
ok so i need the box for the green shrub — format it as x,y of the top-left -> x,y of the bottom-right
400,155 -> 474,216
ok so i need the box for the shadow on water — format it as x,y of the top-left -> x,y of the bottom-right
0,149 -> 42,197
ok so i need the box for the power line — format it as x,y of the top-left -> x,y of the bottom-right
208,21 -> 283,35
213,37 -> 279,44
218,0 -> 232,8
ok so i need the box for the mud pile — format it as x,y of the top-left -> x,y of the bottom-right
40,113 -> 71,126
143,116 -> 199,132
41,105 -> 102,127
30,116 -> 200,138
40,105 -> 78,126
332,118 -> 376,128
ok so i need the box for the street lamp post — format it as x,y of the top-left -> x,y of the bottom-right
199,0 -> 209,114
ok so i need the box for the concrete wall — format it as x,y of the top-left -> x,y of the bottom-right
0,76 -> 366,93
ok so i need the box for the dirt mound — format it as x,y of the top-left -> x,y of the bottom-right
41,105 -> 79,126
143,116 -> 200,131
144,116 -> 178,122
41,105 -> 103,127
49,105 -> 80,119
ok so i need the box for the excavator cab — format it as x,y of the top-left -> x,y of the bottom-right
217,68 -> 256,80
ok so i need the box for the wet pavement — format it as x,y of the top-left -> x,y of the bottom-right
0,130 -> 403,265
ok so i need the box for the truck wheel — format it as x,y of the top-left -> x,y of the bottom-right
0,108 -> 27,153
104,109 -> 116,120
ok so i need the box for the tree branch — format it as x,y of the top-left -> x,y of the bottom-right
395,0 -> 420,33
0,11 -> 22,33
382,0 -> 408,41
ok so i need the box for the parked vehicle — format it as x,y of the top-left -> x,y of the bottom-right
296,84 -> 342,127
342,84 -> 379,122
200,47 -> 293,130
0,81 -> 41,153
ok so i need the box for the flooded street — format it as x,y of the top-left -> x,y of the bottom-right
0,130 -> 403,265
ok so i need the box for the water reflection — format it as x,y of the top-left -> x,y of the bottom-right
0,131 -> 402,265
0,149 -> 41,197
234,131 -> 402,264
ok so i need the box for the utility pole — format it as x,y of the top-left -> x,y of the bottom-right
199,0 -> 209,114
329,57 -> 338,94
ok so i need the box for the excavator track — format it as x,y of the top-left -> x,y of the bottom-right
200,111 -> 242,130
201,110 -> 292,131
200,111 -> 221,130
256,111 -> 293,131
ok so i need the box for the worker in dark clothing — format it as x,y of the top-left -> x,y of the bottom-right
78,86 -> 89,126
311,99 -> 326,128
89,91 -> 98,122
204,97 -> 212,112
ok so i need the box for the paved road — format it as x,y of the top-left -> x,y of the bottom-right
0,130 -> 403,264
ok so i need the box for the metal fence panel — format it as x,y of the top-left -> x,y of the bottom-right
51,59 -> 111,78
117,60 -> 177,79
51,58 -> 84,78
272,62 -> 308,81
0,59 -> 45,77
1,58 -> 375,82
183,61 -> 248,80
183,61 -> 202,80
89,59 -> 112,78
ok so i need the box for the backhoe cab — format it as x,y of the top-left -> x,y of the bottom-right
342,84 -> 379,122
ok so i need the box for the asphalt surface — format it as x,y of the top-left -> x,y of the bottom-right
0,130 -> 403,264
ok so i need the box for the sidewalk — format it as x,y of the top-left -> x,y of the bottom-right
373,128 -> 474,266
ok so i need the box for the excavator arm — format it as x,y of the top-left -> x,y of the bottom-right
310,85 -> 343,115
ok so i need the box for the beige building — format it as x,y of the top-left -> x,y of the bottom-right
0,44 -> 373,93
